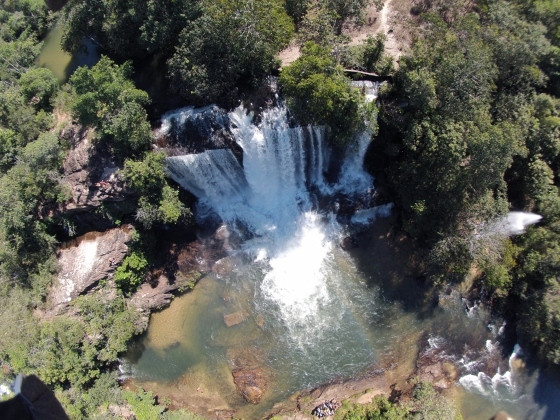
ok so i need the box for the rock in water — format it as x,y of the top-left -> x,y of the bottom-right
232,369 -> 267,404
224,311 -> 248,327
228,348 -> 269,404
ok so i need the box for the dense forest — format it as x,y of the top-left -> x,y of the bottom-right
0,0 -> 559,418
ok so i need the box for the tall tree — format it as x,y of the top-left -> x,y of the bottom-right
168,0 -> 294,105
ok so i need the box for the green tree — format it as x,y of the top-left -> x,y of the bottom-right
123,152 -> 190,229
513,226 -> 560,366
375,12 -> 523,246
409,382 -> 462,419
0,132 -> 63,283
114,251 -> 148,294
168,0 -> 294,105
139,0 -> 202,55
285,0 -> 312,27
69,56 -> 152,158
18,67 -> 58,110
336,395 -> 409,419
280,42 -> 371,143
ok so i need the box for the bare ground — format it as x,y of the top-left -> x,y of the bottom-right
278,0 -> 415,67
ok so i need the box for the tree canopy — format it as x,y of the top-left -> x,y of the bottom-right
279,42 -> 375,143
69,56 -> 152,158
168,0 -> 294,105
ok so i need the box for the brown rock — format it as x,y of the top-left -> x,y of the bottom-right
414,336 -> 458,389
228,347 -> 270,404
129,275 -> 178,332
231,369 -> 267,404
492,411 -> 514,420
256,314 -> 265,328
340,236 -> 357,250
224,311 -> 247,327
48,226 -> 133,313
58,126 -> 127,214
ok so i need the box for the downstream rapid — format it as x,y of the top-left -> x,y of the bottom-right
124,104 -> 559,419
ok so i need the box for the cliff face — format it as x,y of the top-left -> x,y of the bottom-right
47,226 -> 133,315
44,0 -> 69,11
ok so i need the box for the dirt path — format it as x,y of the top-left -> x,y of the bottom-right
278,0 -> 413,67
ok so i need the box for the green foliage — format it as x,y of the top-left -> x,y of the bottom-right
409,382 -> 462,420
114,251 -> 148,294
335,395 -> 409,420
122,388 -> 165,420
139,0 -> 202,56
69,56 -> 152,158
280,42 -> 370,143
0,286 -> 40,376
298,0 -> 375,44
336,34 -> 395,77
65,372 -> 122,419
0,283 -> 139,416
324,0 -> 372,35
18,67 -> 59,110
75,295 -> 138,361
62,0 -> 201,60
362,34 -> 393,75
123,152 -> 191,229
0,0 -> 53,41
480,239 -> 519,293
286,0 -> 312,27
375,9 -> 537,251
168,0 -> 294,105
18,295 -> 136,389
0,128 -> 19,173
0,132 -> 64,283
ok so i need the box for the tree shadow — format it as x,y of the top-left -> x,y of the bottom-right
346,215 -> 439,320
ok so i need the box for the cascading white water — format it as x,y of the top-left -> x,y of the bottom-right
459,344 -> 524,399
165,105 -> 386,345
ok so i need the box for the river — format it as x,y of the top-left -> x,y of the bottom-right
36,21 -> 99,82
121,104 -> 559,419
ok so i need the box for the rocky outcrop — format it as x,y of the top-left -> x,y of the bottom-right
265,368 -> 389,418
156,105 -> 242,160
59,127 -> 127,213
227,348 -> 270,404
223,311 -> 249,327
128,275 -> 178,332
48,226 -> 133,314
414,335 -> 458,390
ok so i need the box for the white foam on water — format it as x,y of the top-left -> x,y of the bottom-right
164,104 -> 382,348
459,344 -> 524,401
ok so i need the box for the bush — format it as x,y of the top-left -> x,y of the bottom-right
114,251 -> 148,295
280,42 -> 369,143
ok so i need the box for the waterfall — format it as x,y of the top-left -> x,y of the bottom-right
162,104 -> 388,343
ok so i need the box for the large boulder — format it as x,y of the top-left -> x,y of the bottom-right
156,105 -> 241,159
227,348 -> 270,404
55,125 -> 132,236
48,225 -> 133,314
59,127 -> 126,213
